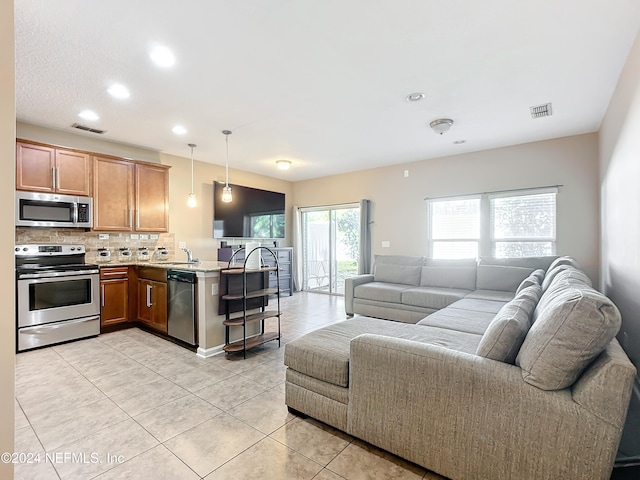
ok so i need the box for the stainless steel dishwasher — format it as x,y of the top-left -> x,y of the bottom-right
167,270 -> 197,346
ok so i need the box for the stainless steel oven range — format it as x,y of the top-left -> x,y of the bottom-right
15,244 -> 100,352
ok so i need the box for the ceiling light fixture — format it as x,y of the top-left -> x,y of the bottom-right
187,143 -> 197,208
78,110 -> 99,121
276,159 -> 292,170
172,125 -> 187,135
430,118 -> 454,135
453,140 -> 466,144
221,130 -> 233,203
107,83 -> 130,99
150,46 -> 175,67
405,92 -> 426,102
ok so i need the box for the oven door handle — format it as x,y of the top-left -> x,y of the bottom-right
18,269 -> 100,279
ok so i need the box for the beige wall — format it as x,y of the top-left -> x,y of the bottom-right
599,32 -> 640,463
294,133 -> 601,282
1,2 -> 15,477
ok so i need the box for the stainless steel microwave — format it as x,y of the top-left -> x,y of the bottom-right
16,191 -> 93,228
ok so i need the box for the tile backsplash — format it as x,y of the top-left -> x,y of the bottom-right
15,228 -> 176,263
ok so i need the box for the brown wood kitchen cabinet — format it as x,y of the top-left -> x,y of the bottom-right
16,140 -> 91,196
93,156 -> 170,232
136,267 -> 168,334
100,266 -> 129,328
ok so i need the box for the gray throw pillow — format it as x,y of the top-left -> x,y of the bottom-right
515,269 -> 545,295
476,284 -> 541,364
516,285 -> 621,390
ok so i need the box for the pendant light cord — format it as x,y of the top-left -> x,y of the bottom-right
190,145 -> 195,193
225,133 -> 229,187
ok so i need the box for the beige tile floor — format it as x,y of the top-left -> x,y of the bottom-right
14,292 -> 445,480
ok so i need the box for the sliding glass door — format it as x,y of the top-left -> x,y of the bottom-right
301,204 -> 360,295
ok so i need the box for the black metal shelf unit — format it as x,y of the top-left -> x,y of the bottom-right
220,246 -> 282,357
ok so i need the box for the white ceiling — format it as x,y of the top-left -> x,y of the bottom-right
15,0 -> 640,182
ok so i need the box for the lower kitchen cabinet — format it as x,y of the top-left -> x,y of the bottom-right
100,266 -> 130,328
137,273 -> 168,334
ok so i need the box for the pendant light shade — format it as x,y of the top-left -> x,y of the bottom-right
187,143 -> 197,208
221,130 -> 233,203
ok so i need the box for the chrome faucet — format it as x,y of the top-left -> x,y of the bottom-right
182,247 -> 199,264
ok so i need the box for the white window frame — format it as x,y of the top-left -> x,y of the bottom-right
427,187 -> 558,259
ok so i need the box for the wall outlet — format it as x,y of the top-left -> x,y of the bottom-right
179,241 -> 186,249
140,234 -> 149,240
404,169 -> 409,178
381,241 -> 391,248
150,234 -> 159,240
212,283 -> 218,295
98,233 -> 109,240
130,234 -> 139,240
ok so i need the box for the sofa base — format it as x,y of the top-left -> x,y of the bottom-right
285,381 -> 348,432
353,299 -> 434,323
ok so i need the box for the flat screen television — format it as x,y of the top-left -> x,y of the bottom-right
213,182 -> 285,238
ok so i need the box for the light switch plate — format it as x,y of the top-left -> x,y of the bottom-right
212,283 -> 219,295
130,234 -> 139,240
98,233 -> 109,240
179,241 -> 186,249
140,234 -> 149,240
150,234 -> 159,240
381,241 -> 391,248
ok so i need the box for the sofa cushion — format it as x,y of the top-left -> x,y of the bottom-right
476,265 -> 535,292
401,286 -> 471,310
374,264 -> 421,286
546,256 -> 580,272
417,308 -> 495,335
476,284 -> 542,364
354,282 -> 411,303
425,258 -> 478,267
516,285 -> 622,390
446,298 -> 507,314
479,255 -> 558,270
465,290 -> 515,302
515,268 -> 545,294
284,317 -> 482,387
420,266 -> 477,290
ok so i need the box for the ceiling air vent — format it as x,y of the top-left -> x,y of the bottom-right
71,123 -> 107,134
530,103 -> 552,119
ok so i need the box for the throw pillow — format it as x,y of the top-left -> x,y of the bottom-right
515,269 -> 545,295
476,284 -> 541,364
516,285 -> 621,390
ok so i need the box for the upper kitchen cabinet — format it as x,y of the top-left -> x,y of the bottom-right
135,163 -> 170,232
93,156 -> 170,232
16,141 -> 91,196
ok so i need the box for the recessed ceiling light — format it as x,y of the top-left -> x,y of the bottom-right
150,46 -> 175,68
78,110 -> 99,121
405,92 -> 426,102
172,125 -> 187,135
453,140 -> 466,144
107,84 -> 130,99
276,159 -> 292,170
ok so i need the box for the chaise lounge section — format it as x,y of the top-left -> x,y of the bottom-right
284,255 -> 636,480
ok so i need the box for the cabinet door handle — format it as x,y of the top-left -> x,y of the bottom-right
136,209 -> 140,230
55,166 -> 60,191
128,209 -> 133,229
52,166 -> 56,190
101,284 -> 105,307
146,284 -> 152,307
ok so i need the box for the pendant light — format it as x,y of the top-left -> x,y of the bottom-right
221,130 -> 233,203
187,143 -> 197,208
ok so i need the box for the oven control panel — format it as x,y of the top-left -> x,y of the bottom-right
15,244 -> 85,256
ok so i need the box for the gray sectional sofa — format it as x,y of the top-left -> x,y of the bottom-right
284,255 -> 636,480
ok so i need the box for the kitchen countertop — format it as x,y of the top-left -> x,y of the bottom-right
95,260 -> 229,272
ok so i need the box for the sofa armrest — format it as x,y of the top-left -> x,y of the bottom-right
347,334 -> 626,480
345,274 -> 374,315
